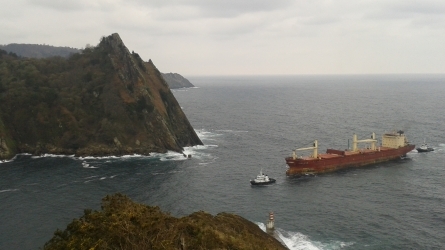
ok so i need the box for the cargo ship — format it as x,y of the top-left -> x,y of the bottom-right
285,130 -> 415,176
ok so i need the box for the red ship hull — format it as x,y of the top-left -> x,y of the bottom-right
285,145 -> 415,176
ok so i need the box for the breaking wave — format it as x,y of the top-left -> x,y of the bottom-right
2,128 -> 221,164
31,154 -> 75,159
257,223 -> 354,250
0,189 -> 19,193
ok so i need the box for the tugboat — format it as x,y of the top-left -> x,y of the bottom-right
250,169 -> 276,185
417,141 -> 434,152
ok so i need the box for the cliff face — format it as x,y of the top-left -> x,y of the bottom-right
43,194 -> 288,250
161,72 -> 195,89
0,33 -> 202,159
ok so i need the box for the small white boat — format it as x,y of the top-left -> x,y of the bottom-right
250,169 -> 276,185
417,143 -> 434,153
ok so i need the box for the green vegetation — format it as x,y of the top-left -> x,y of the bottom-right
0,33 -> 202,159
0,43 -> 80,58
0,44 -> 112,152
44,193 -> 287,250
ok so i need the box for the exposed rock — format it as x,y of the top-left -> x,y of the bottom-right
162,72 -> 195,89
0,33 -> 203,160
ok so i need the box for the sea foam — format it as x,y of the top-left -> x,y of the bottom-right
257,222 -> 354,250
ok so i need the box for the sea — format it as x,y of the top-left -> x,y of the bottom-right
1,74 -> 445,250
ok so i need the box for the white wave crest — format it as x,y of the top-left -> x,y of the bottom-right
82,162 -> 98,169
78,154 -> 146,160
215,129 -> 248,133
31,154 -> 75,159
1,154 -> 21,163
84,175 -> 98,179
0,188 -> 19,193
257,222 -> 354,250
5,128 -> 222,164
195,129 -> 223,142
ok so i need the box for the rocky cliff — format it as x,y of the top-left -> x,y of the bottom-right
161,72 -> 195,89
43,193 -> 288,250
0,33 -> 202,160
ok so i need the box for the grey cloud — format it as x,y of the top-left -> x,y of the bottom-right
27,0 -> 117,12
2,0 -> 444,75
388,1 -> 445,15
364,1 -> 445,20
128,0 -> 293,17
27,0 -> 87,11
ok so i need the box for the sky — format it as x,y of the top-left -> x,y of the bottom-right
1,0 -> 445,76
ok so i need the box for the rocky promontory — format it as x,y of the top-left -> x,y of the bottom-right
0,33 -> 202,160
161,72 -> 195,89
43,193 -> 288,250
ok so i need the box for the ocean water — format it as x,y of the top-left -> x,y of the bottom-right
1,75 -> 445,249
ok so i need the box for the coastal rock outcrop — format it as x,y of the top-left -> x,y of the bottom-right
161,72 -> 195,89
0,33 -> 202,160
43,193 -> 287,250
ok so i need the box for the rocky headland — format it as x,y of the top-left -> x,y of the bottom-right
161,72 -> 195,89
0,33 -> 202,160
43,193 -> 288,250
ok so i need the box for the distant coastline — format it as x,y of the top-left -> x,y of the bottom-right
161,72 -> 195,89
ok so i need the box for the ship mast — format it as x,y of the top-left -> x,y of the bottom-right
352,132 -> 377,151
292,140 -> 318,159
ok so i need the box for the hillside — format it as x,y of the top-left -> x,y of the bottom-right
161,72 -> 195,89
0,43 -> 80,58
0,33 -> 202,160
43,193 -> 287,250
0,43 -> 194,89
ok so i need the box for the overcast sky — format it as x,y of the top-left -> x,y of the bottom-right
1,0 -> 445,76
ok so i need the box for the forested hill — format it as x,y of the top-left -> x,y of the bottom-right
0,43 -> 80,58
0,44 -> 195,89
0,33 -> 202,160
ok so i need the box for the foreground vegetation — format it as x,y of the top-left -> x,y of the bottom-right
44,193 -> 287,250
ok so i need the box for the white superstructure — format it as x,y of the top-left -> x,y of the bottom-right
382,131 -> 409,149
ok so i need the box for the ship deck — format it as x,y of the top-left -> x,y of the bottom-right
286,144 -> 416,176
297,147 -> 399,161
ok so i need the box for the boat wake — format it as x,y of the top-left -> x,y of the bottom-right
257,223 -> 354,250
436,143 -> 445,151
